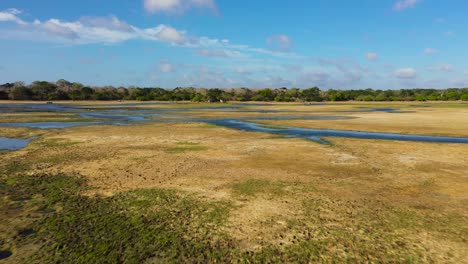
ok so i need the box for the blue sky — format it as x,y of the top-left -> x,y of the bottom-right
0,0 -> 467,89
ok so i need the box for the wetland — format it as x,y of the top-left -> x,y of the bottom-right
0,101 -> 467,263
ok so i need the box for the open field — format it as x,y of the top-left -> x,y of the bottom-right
1,101 -> 467,263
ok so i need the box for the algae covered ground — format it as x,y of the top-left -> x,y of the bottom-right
0,101 -> 467,263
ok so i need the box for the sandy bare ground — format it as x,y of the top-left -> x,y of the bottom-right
252,107 -> 468,137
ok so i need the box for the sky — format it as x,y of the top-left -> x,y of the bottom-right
0,0 -> 467,89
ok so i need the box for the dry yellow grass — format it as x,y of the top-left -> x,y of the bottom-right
251,106 -> 468,136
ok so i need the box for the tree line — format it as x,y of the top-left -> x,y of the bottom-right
1,80 -> 468,102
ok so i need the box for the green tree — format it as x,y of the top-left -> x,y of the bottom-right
206,89 -> 225,102
31,81 -> 57,100
10,86 -> 32,100
300,87 -> 321,101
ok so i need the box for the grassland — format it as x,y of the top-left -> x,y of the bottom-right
0,101 -> 467,263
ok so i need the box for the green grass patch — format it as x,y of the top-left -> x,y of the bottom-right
387,208 -> 467,242
0,174 -> 236,263
167,142 -> 208,153
231,179 -> 288,198
176,141 -> 200,145
1,161 -> 31,175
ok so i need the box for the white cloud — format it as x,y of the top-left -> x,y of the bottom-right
465,70 -> 468,76
424,48 -> 437,54
366,52 -> 379,61
0,8 -> 26,25
267,35 -> 293,51
4,8 -> 21,15
158,60 -> 175,73
79,16 -> 134,32
429,64 -> 454,72
196,49 -> 241,57
191,0 -> 217,9
143,0 -> 217,15
0,8 -> 301,59
34,19 -> 79,39
395,68 -> 417,79
30,18 -> 136,44
0,8 -> 190,45
144,0 -> 180,13
140,25 -> 189,44
393,0 -> 420,11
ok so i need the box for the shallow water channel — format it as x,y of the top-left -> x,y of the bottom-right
0,137 -> 34,150
1,102 -> 467,150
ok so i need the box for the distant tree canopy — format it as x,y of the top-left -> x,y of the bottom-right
0,80 -> 467,102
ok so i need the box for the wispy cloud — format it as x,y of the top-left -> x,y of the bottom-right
158,59 -> 176,73
143,0 -> 218,15
297,71 -> 330,87
424,48 -> 437,54
235,67 -> 252,75
428,63 -> 454,72
79,16 -> 134,32
393,0 -> 421,11
394,68 -> 417,79
366,52 -> 379,61
0,8 -> 26,25
196,49 -> 242,58
266,35 -> 293,52
318,57 -> 368,85
0,9 -> 300,59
